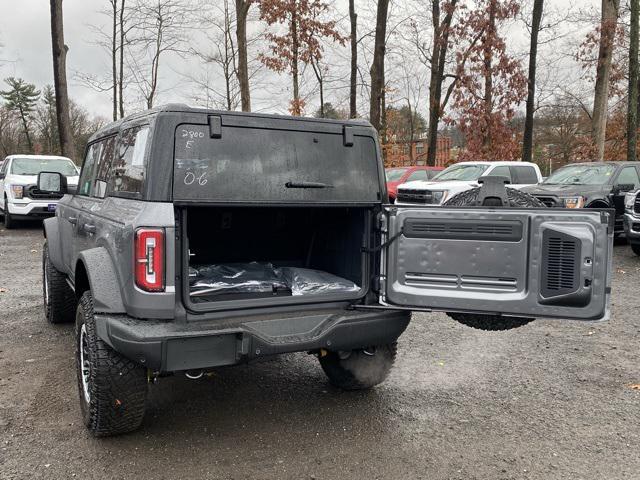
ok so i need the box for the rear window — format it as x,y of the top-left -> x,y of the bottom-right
173,124 -> 381,203
511,166 -> 538,184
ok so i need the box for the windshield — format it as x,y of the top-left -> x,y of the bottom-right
544,164 -> 616,185
433,164 -> 489,181
385,168 -> 408,182
10,158 -> 78,176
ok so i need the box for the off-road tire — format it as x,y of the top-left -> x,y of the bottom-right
442,186 -> 544,331
43,242 -> 76,324
76,291 -> 148,436
3,197 -> 14,229
631,243 -> 640,256
319,343 -> 397,390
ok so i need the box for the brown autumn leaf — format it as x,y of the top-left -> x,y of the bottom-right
628,384 -> 640,391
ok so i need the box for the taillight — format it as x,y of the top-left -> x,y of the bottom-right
135,228 -> 165,292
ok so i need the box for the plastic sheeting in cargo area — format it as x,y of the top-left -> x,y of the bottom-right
189,262 -> 360,298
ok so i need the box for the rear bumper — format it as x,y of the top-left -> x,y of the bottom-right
624,213 -> 640,242
95,308 -> 411,373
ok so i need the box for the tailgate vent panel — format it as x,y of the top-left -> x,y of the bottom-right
403,218 -> 522,242
541,231 -> 579,297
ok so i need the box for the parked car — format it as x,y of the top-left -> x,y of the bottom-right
0,155 -> 79,228
42,105 -> 612,436
623,190 -> 640,255
395,161 -> 542,205
522,162 -> 640,235
385,166 -> 443,202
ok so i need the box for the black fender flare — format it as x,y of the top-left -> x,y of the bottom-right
43,217 -> 65,272
77,247 -> 125,314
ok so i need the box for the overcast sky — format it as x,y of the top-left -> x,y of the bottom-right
0,0 -> 599,121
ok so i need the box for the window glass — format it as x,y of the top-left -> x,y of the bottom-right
385,168 -> 409,182
486,165 -> 512,181
406,170 -> 430,182
109,126 -> 149,196
544,164 -> 615,185
93,136 -> 116,198
0,159 -> 7,174
10,157 -> 77,176
511,166 -> 538,184
78,143 -> 103,196
433,164 -> 489,181
616,166 -> 640,188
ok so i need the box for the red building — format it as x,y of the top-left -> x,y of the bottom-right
383,136 -> 452,168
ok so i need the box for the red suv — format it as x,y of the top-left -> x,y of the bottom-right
385,166 -> 444,202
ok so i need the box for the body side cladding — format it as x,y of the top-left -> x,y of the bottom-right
77,247 -> 126,314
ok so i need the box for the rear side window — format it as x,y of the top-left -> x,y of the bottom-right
109,126 -> 149,197
616,166 -> 640,188
78,142 -> 103,196
511,166 -> 538,184
93,136 -> 116,198
486,165 -> 512,182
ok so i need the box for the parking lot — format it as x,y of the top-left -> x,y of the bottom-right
0,223 -> 638,480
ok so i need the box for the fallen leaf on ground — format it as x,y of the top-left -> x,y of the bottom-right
616,269 -> 626,274
30,249 -> 37,253
628,384 -> 640,390
0,288 -> 6,293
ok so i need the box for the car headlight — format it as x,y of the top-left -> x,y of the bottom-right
625,192 -> 637,209
432,190 -> 449,203
562,196 -> 584,209
10,185 -> 24,199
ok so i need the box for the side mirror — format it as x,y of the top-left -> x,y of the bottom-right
37,171 -> 68,194
613,183 -> 635,195
0,172 -> 4,180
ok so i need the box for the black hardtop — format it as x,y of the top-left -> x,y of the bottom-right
88,104 -> 374,144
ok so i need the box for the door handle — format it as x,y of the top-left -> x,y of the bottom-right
68,216 -> 78,225
83,224 -> 96,233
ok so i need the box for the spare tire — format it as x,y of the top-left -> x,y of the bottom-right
442,186 -> 545,331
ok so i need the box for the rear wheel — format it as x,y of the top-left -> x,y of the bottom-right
319,343 -> 396,390
631,243 -> 640,256
76,291 -> 148,436
442,187 -> 544,331
43,242 -> 76,324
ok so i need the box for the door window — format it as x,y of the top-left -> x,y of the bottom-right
109,125 -> 149,196
93,136 -> 116,198
78,142 -> 103,196
511,166 -> 539,184
486,165 -> 512,182
616,166 -> 640,188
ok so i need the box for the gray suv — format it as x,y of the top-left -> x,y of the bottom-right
40,105 -> 614,436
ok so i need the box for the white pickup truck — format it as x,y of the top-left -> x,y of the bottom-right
395,161 -> 543,205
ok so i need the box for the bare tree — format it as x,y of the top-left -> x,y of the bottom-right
592,0 -> 620,161
522,0 -> 544,162
629,0 -> 639,161
235,0 -> 252,111
129,0 -> 194,109
369,0 -> 390,131
50,0 -> 75,158
349,0 -> 357,118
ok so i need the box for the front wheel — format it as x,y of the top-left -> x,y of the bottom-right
319,343 -> 397,390
3,198 -> 14,229
76,291 -> 148,436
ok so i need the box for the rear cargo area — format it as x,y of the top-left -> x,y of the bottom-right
184,207 -> 368,305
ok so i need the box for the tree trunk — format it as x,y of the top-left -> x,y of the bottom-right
291,6 -> 300,115
369,0 -> 390,132
592,0 -> 620,161
482,0 -> 496,149
235,0 -> 251,112
522,0 -> 544,163
50,0 -> 75,159
119,0 -> 126,119
18,105 -> 33,151
349,0 -> 357,118
111,0 -> 118,121
629,0 -> 639,162
426,0 -> 456,167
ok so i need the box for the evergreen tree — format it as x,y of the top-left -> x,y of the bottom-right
0,77 -> 41,151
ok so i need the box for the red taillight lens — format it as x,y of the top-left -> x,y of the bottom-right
135,228 -> 165,292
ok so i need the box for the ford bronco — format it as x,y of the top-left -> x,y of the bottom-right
40,105 -> 614,436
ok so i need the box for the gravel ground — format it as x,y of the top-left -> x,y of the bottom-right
0,223 -> 639,480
